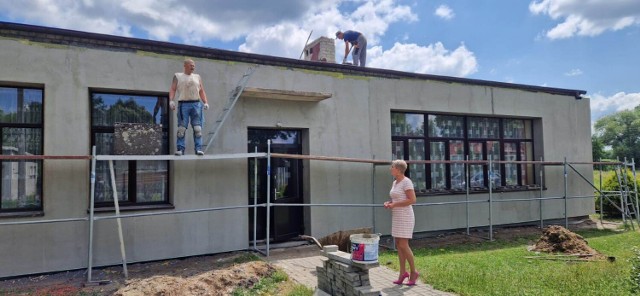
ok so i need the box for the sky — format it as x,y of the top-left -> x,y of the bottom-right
0,0 -> 639,131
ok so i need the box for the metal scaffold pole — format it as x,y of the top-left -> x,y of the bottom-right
465,155 -> 470,235
599,159 -> 603,226
489,155 -> 493,241
563,157 -> 568,228
539,157 -> 544,229
371,157 -> 376,234
266,140 -> 272,257
108,160 -> 128,278
87,146 -> 97,282
253,146 -> 258,251
633,159 -> 639,225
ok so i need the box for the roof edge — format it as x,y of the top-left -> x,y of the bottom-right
0,21 -> 587,98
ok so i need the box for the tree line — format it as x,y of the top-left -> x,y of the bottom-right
592,105 -> 640,164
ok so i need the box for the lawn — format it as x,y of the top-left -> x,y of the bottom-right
379,229 -> 640,296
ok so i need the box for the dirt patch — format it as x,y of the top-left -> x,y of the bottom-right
531,225 -> 599,255
0,252 -> 280,296
113,261 -> 274,296
0,218 -> 610,295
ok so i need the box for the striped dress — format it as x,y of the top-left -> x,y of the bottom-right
389,177 -> 415,238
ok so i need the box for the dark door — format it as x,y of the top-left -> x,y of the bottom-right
248,129 -> 304,242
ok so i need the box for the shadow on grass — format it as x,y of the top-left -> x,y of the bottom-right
576,228 -> 634,239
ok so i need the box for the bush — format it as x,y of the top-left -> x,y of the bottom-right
595,170 -> 639,218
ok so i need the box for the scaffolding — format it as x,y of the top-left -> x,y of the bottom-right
0,146 -> 637,282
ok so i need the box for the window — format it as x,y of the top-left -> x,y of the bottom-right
391,112 -> 536,195
0,86 -> 43,212
91,91 -> 170,207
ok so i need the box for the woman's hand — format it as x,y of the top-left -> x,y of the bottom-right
384,201 -> 394,209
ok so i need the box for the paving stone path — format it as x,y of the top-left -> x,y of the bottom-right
268,252 -> 456,296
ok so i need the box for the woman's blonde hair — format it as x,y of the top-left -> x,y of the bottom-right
391,159 -> 407,173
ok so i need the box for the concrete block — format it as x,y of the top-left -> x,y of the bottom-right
351,260 -> 379,270
323,245 -> 339,253
326,251 -> 354,265
344,272 -> 361,282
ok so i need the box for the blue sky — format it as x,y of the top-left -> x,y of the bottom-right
0,0 -> 638,129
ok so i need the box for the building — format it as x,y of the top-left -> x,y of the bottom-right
0,22 -> 592,278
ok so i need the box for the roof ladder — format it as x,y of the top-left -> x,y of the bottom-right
202,66 -> 257,153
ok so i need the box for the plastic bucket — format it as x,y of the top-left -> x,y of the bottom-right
350,233 -> 380,263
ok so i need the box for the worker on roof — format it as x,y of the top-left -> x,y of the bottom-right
335,30 -> 367,67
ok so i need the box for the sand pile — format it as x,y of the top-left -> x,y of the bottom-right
113,261 -> 275,296
531,225 -> 598,255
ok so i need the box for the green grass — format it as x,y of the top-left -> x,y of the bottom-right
231,269 -> 313,296
379,229 -> 640,296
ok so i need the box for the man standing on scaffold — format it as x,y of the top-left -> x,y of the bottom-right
169,58 -> 210,156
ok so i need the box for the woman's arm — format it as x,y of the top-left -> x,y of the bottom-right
387,189 -> 416,208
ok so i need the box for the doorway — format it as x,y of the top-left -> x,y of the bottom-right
248,129 -> 304,242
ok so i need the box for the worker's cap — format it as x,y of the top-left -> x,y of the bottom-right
335,31 -> 342,37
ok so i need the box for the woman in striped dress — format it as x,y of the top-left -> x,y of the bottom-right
384,160 -> 419,285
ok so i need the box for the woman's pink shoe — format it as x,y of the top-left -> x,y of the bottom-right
406,271 -> 420,286
392,272 -> 409,284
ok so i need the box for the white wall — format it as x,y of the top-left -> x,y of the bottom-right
0,34 -> 592,278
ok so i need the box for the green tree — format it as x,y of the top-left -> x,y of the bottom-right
593,105 -> 640,165
591,134 -> 610,161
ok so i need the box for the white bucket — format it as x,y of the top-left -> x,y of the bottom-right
350,233 -> 380,263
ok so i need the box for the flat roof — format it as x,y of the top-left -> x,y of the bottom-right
0,21 -> 586,98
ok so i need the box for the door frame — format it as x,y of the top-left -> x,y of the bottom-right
248,128 -> 305,242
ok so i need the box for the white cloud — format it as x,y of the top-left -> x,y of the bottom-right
590,92 -> 640,122
239,0 -> 418,58
529,0 -> 640,39
564,68 -> 583,76
368,42 -> 477,77
1,0 -> 328,42
239,23 -> 313,58
0,0 -> 478,76
435,5 -> 455,20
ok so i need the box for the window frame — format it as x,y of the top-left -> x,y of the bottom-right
90,90 -> 171,208
0,85 -> 44,213
391,111 -> 536,195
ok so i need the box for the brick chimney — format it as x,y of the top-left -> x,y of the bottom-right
303,36 -> 335,63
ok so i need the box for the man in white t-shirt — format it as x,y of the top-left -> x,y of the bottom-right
169,59 -> 210,156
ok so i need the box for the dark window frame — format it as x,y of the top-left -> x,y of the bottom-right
0,85 -> 44,213
391,112 -> 536,196
90,90 -> 171,207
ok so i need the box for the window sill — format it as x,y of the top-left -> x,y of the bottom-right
0,211 -> 44,219
90,204 -> 175,213
417,186 -> 544,196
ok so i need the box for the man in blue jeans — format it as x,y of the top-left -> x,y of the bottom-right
336,30 -> 367,67
169,59 -> 210,156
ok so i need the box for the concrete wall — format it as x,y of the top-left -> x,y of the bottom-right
0,35 -> 593,278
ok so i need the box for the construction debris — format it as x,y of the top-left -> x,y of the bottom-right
318,227 -> 372,252
531,225 -> 598,255
527,225 -> 615,262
